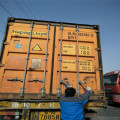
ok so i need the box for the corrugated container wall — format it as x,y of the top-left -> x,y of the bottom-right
0,18 -> 105,101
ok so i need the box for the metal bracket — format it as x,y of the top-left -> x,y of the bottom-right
57,88 -> 61,98
76,26 -> 79,32
58,59 -> 62,61
96,68 -> 103,71
60,24 -> 63,30
20,88 -> 25,98
28,78 -> 43,83
3,42 -> 10,45
44,59 -> 48,61
7,77 -> 23,82
95,30 -> 99,33
76,89 -> 80,95
0,63 -> 5,67
95,48 -> 101,51
47,24 -> 50,29
41,88 -> 46,98
25,58 -> 29,60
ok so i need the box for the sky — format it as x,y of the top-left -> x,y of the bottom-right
0,0 -> 120,74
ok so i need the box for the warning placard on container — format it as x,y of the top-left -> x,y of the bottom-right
79,45 -> 91,55
79,61 -> 92,72
62,44 -> 75,55
32,44 -> 42,51
62,60 -> 76,71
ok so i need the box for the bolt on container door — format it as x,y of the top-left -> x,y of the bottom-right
0,22 -> 54,96
52,26 -> 101,95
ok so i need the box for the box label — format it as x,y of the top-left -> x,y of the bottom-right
62,44 -> 75,55
62,60 -> 76,71
79,45 -> 91,55
79,61 -> 92,72
31,59 -> 41,69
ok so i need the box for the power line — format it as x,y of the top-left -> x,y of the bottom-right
15,0 -> 29,18
0,2 -> 13,17
22,0 -> 36,19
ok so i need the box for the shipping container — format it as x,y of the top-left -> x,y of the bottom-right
0,17 -> 106,119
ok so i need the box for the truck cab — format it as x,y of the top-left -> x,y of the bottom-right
104,71 -> 120,103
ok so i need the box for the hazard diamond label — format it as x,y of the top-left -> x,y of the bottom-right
32,44 -> 42,51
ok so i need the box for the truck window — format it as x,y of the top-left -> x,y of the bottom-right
104,74 -> 118,85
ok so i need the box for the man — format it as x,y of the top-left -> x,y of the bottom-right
59,87 -> 91,120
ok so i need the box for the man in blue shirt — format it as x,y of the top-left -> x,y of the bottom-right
59,87 -> 91,120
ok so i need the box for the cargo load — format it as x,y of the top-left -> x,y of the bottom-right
0,17 -> 106,119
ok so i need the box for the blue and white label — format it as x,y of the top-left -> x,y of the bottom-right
16,44 -> 22,49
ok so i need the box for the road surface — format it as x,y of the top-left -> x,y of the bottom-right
93,103 -> 120,120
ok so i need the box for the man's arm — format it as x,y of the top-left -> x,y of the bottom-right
78,86 -> 91,104
79,90 -> 90,101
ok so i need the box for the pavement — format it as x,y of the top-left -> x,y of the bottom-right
92,103 -> 120,120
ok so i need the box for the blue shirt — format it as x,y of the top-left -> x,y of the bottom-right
59,91 -> 90,120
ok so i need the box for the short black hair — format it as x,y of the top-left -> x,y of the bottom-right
65,88 -> 76,97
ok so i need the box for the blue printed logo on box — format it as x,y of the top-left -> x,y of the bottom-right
16,44 -> 22,49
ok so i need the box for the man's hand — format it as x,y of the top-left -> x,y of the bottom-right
87,86 -> 91,91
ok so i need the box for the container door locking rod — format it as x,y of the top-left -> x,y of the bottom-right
41,24 -> 50,97
79,80 -> 87,88
57,24 -> 63,97
20,22 -> 34,98
76,25 -> 80,97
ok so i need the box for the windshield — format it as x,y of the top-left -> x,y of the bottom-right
104,74 -> 118,85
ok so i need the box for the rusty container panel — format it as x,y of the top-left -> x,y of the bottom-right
0,18 -> 105,101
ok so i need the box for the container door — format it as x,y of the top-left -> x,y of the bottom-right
0,22 -> 54,97
52,25 -> 101,96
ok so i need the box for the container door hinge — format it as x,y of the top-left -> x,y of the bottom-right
0,64 -> 5,67
95,30 -> 99,33
3,42 -> 10,45
8,23 -> 14,26
95,48 -> 101,51
28,78 -> 43,83
96,68 -> 103,71
7,77 -> 23,82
